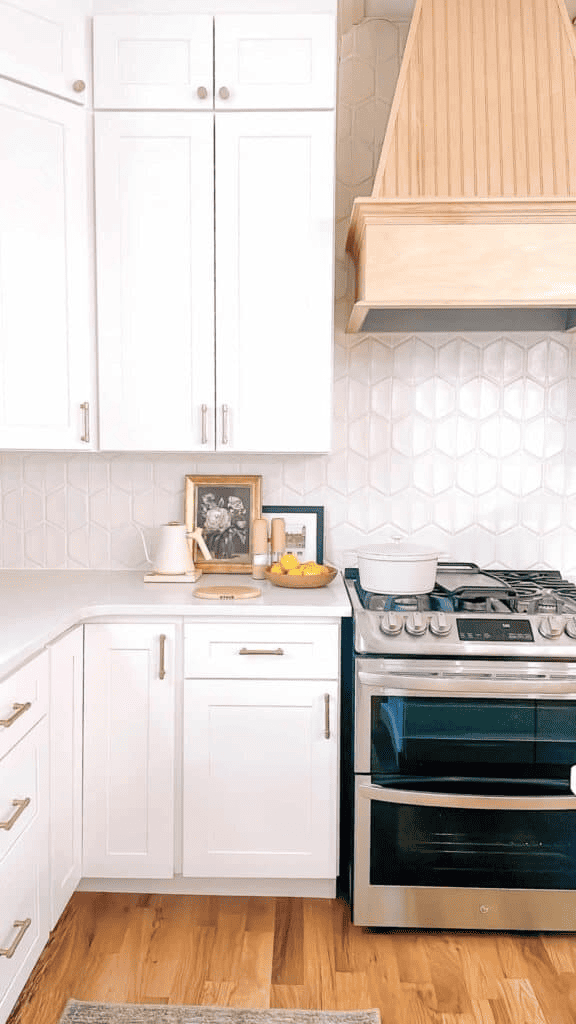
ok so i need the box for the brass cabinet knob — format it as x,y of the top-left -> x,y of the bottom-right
218,86 -> 230,100
73,80 -> 86,93
197,86 -> 208,99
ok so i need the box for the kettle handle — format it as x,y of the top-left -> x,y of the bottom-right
188,527 -> 212,561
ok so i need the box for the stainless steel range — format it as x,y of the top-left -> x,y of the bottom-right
344,563 -> 576,932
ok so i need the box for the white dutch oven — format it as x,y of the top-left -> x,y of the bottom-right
357,539 -> 441,594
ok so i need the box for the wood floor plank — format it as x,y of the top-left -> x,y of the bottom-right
271,898 -> 304,986
7,895 -> 576,1024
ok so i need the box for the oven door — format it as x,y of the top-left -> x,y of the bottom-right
353,777 -> 576,929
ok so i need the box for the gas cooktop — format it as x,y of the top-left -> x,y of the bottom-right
345,563 -> 576,658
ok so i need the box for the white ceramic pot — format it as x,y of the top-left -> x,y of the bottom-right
357,540 -> 440,594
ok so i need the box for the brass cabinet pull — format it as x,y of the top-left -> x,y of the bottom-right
0,702 -> 31,728
239,647 -> 284,656
0,798 -> 30,831
324,693 -> 330,739
218,86 -> 230,100
197,86 -> 208,99
221,404 -> 229,445
73,80 -> 86,93
201,403 -> 208,445
80,401 -> 90,443
159,634 -> 166,680
0,919 -> 31,958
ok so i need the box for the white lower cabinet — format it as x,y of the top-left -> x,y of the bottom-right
183,677 -> 338,879
82,624 -> 176,878
182,621 -> 339,880
49,627 -> 83,927
0,652 -> 50,1024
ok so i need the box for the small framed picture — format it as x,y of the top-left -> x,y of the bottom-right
185,475 -> 262,573
262,505 -> 324,563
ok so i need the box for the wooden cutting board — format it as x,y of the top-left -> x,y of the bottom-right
193,585 -> 261,600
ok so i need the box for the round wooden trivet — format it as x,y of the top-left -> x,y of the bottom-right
193,585 -> 262,600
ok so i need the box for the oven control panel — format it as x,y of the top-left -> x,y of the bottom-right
457,618 -> 535,642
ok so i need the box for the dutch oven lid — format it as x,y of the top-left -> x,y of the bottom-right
358,541 -> 439,562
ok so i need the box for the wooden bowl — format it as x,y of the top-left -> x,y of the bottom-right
264,565 -> 338,589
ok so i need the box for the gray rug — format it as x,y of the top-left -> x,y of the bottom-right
58,1004 -> 381,1024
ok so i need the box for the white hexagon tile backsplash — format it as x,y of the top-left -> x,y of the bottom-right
2,15 -> 576,577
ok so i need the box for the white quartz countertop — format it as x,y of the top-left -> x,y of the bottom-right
0,569 -> 352,680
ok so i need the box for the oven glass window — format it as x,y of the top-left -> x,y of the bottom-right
371,696 -> 576,778
369,797 -> 576,889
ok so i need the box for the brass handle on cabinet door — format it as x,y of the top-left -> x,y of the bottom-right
0,798 -> 31,831
80,402 -> 90,443
197,86 -> 208,99
221,405 -> 229,445
201,403 -> 208,445
218,86 -> 230,100
73,80 -> 86,93
324,693 -> 330,739
0,702 -> 31,728
0,919 -> 31,958
159,635 -> 166,680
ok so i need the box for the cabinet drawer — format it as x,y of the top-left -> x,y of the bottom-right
0,652 -> 48,762
0,817 -> 49,1023
0,719 -> 47,866
185,622 -> 339,679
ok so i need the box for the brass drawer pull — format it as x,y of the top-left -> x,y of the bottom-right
239,647 -> 285,656
0,918 -> 31,958
324,693 -> 330,739
0,798 -> 31,831
0,702 -> 31,728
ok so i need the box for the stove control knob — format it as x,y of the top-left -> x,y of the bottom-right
429,612 -> 452,637
405,612 -> 427,636
565,617 -> 576,639
538,615 -> 564,639
379,612 -> 403,637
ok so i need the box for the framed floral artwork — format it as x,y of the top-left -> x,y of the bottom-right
185,474 -> 262,573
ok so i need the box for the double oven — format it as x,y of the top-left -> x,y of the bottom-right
344,565 -> 576,931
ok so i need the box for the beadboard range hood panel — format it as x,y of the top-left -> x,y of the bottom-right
346,0 -> 576,332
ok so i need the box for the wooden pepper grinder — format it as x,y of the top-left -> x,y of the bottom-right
251,518 -> 269,580
270,517 -> 286,566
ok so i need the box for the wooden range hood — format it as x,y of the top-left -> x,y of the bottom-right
346,0 -> 576,332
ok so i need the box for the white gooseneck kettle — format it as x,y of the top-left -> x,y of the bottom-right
138,522 -> 212,577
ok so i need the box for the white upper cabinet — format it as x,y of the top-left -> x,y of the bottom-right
0,0 -> 88,104
95,113 -> 214,452
92,13 -> 336,110
216,111 -> 334,452
214,14 -> 336,110
0,80 -> 95,450
93,15 -> 213,110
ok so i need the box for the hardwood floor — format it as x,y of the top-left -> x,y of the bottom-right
7,893 -> 576,1024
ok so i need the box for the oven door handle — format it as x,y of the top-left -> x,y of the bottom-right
358,782 -> 576,811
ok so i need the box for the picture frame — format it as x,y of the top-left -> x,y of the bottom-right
262,505 -> 324,564
185,475 -> 262,573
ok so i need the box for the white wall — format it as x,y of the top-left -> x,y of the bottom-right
1,14 -> 576,577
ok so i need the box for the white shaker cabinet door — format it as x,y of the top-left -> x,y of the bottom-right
83,624 -> 176,878
95,114 -> 215,451
182,679 -> 338,879
93,15 -> 213,110
215,14 -> 336,110
0,0 -> 88,104
49,626 -> 83,927
215,111 -> 335,453
0,80 -> 94,450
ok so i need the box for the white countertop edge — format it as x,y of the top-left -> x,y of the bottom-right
0,569 -> 352,681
